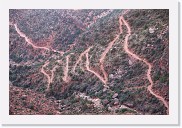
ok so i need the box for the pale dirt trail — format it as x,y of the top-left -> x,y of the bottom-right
73,16 -> 124,86
71,46 -> 108,85
120,16 -> 169,114
119,16 -> 123,34
62,55 -> 71,83
14,23 -> 58,91
72,47 -> 92,73
50,65 -> 59,83
13,23 -> 68,91
99,16 -> 123,84
71,46 -> 107,85
50,60 -> 63,83
85,47 -> 108,86
12,22 -> 76,93
99,35 -> 119,83
12,14 -> 168,114
41,61 -> 51,91
41,60 -> 63,91
14,24 -> 50,51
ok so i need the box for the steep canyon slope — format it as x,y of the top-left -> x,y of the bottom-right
9,9 -> 169,115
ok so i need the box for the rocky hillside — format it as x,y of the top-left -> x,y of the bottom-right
9,9 -> 169,115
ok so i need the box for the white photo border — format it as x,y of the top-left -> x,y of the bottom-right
0,0 -> 179,125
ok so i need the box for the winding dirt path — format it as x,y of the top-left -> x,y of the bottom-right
12,13 -> 169,114
72,16 -> 124,87
14,23 -> 58,91
13,20 -> 122,90
85,47 -> 108,87
99,16 -> 124,85
120,15 -> 169,114
99,35 -> 119,83
41,61 -> 62,91
13,23 -> 71,91
72,48 -> 91,74
14,24 -> 50,51
72,46 -> 108,87
71,15 -> 125,86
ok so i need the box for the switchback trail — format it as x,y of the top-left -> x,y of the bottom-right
13,23 -> 53,91
72,15 -> 124,87
72,47 -> 92,74
120,15 -> 169,114
71,46 -> 108,86
41,60 -> 62,91
85,47 -> 108,86
13,23 -> 72,91
99,35 -> 119,84
98,16 -> 123,85
72,46 -> 108,87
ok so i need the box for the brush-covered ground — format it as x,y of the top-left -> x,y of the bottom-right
9,9 -> 169,115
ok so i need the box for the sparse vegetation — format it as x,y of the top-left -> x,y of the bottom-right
9,9 -> 169,115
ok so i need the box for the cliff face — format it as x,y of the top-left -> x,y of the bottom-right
9,9 -> 169,115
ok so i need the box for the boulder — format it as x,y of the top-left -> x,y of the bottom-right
102,99 -> 109,106
21,95 -> 27,100
112,93 -> 118,98
103,88 -> 107,92
149,27 -> 155,33
109,74 -> 114,79
108,107 -> 112,111
129,60 -> 132,65
113,98 -> 119,105
124,102 -> 134,108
